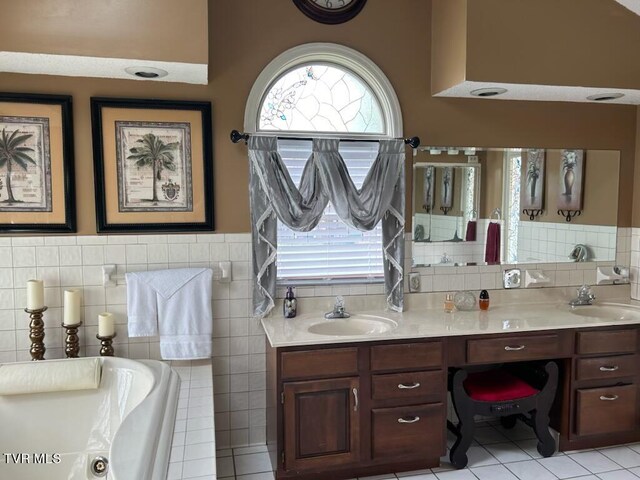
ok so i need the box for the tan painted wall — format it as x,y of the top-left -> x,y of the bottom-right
519,150 -> 620,226
0,0 -> 208,64
466,0 -> 640,89
431,0 -> 467,95
0,0 -> 637,233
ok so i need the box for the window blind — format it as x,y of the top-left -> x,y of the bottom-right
276,139 -> 384,283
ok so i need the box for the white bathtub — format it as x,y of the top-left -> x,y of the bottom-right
0,357 -> 180,480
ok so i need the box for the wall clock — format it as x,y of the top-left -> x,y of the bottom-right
292,0 -> 368,24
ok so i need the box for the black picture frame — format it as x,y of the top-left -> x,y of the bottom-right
91,97 -> 214,233
292,0 -> 368,24
0,92 -> 76,233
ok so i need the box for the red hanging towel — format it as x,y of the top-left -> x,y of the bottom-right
465,220 -> 477,241
484,222 -> 501,264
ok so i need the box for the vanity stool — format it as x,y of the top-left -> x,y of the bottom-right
447,361 -> 558,468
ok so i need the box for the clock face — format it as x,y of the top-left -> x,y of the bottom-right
311,0 -> 355,10
293,0 -> 367,24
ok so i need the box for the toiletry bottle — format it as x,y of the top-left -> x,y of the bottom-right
283,286 -> 297,318
444,293 -> 455,313
479,290 -> 490,311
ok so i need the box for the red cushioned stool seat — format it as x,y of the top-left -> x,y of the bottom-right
464,369 -> 539,402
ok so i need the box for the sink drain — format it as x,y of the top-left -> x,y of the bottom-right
91,456 -> 109,477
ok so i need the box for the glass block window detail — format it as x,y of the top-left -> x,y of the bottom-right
258,64 -> 385,134
505,149 -> 522,263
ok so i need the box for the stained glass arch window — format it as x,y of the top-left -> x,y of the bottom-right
258,64 -> 385,134
244,43 -> 402,137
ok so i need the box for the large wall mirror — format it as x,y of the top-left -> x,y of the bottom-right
412,147 -> 620,267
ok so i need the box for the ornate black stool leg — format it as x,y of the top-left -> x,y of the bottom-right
532,409 -> 556,457
449,370 -> 475,469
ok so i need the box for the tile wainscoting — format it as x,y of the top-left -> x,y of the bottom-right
0,227 -> 633,451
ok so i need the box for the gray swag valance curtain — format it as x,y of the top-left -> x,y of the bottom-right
249,136 -> 405,319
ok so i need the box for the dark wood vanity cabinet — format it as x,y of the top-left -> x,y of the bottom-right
567,327 -> 640,449
266,325 -> 640,479
267,340 -> 446,480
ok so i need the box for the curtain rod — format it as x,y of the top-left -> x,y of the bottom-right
229,130 -> 420,148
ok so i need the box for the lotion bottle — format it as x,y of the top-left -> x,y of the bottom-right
283,286 -> 297,318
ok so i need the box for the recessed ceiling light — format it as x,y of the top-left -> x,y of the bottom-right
470,87 -> 508,97
447,148 -> 459,155
586,93 -> 625,102
124,66 -> 168,79
428,147 -> 442,155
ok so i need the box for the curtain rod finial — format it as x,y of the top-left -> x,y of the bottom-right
405,136 -> 420,148
230,130 -> 249,144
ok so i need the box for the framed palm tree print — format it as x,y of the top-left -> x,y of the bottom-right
91,97 -> 213,233
0,93 -> 75,233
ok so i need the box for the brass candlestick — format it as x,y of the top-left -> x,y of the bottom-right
25,306 -> 48,361
97,333 -> 116,357
62,322 -> 82,358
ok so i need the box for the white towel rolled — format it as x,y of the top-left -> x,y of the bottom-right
0,358 -> 102,396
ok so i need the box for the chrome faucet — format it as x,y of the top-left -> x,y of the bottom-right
325,296 -> 351,319
569,285 -> 596,306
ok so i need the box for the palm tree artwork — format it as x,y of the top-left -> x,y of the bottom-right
0,127 -> 37,204
126,133 -> 179,204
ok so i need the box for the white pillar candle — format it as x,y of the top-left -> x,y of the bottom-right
63,289 -> 82,326
98,312 -> 115,337
26,280 -> 44,310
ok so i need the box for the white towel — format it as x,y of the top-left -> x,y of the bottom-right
126,268 -> 213,360
0,358 -> 102,396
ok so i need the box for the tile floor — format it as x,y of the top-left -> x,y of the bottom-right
214,421 -> 640,480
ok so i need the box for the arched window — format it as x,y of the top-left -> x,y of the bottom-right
245,43 -> 403,282
258,64 -> 385,134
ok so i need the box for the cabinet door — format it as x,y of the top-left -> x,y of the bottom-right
283,377 -> 360,472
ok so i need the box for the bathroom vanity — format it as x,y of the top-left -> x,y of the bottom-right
263,302 -> 640,480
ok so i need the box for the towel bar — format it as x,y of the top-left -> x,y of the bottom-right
101,262 -> 232,287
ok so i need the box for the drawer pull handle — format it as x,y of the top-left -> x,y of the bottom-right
398,416 -> 421,424
599,366 -> 619,372
352,387 -> 359,412
505,345 -> 526,351
599,394 -> 619,401
398,382 -> 421,390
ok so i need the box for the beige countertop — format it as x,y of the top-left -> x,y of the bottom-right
261,292 -> 640,348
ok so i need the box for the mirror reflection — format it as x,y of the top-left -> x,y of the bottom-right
411,147 -> 620,267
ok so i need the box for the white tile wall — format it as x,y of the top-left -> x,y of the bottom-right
517,222 -> 617,263
413,219 -> 493,266
407,227 -> 631,293
0,226 -> 633,453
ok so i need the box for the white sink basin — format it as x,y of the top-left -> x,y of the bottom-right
307,315 -> 398,336
568,303 -> 640,321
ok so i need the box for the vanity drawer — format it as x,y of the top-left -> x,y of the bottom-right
575,384 -> 637,436
466,334 -> 560,364
372,370 -> 444,403
576,329 -> 638,355
371,403 -> 444,460
575,355 -> 638,381
370,341 -> 442,372
281,347 -> 359,380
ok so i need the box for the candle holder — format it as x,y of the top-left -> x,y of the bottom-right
25,306 -> 48,361
62,322 -> 82,358
96,333 -> 116,357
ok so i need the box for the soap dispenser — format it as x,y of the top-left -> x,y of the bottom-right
283,286 -> 297,318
